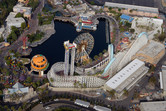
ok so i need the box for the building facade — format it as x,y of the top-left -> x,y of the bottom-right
104,59 -> 149,97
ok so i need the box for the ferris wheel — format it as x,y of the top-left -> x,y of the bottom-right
73,33 -> 94,63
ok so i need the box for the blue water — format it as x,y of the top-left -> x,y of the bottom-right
29,19 -> 107,72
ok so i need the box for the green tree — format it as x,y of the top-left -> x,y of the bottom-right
13,70 -> 17,75
103,49 -> 107,54
11,31 -> 17,41
37,80 -> 40,86
93,55 -> 98,60
99,53 -> 103,57
0,90 -> 3,95
11,26 -> 18,34
109,90 -> 116,97
158,33 -> 166,42
149,76 -> 156,85
50,78 -> 54,82
11,106 -> 16,111
118,8 -> 121,12
26,76 -> 32,83
129,28 -> 135,33
123,89 -> 129,96
90,1 -> 95,5
15,13 -> 23,18
43,78 -> 48,84
0,37 -> 4,42
6,60 -> 11,66
2,68 -> 10,76
133,92 -> 139,99
18,106 -> 22,111
21,22 -> 26,30
32,82 -> 37,89
4,105 -> 9,110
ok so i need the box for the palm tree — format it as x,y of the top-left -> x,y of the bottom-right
109,90 -> 116,97
149,76 -> 156,85
93,55 -> 98,61
11,106 -> 16,111
99,53 -> 103,57
50,78 -> 54,83
103,49 -> 107,54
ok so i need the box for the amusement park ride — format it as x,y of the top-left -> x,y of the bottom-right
63,33 -> 94,76
74,33 -> 94,63
17,37 -> 32,56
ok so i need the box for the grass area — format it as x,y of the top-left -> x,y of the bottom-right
27,30 -> 45,43
38,14 -> 54,26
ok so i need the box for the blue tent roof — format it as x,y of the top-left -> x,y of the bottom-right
120,14 -> 134,22
12,82 -> 24,89
7,82 -> 29,94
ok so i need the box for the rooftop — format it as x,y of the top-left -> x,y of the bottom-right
137,40 -> 165,58
94,105 -> 112,111
13,3 -> 32,11
120,14 -> 134,22
7,82 -> 29,94
161,66 -> 166,91
5,12 -> 17,22
7,17 -> 25,25
105,59 -> 145,90
140,101 -> 166,111
75,99 -> 90,107
104,2 -> 158,13
31,54 -> 47,66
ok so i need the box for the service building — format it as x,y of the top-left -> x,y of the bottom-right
104,59 -> 149,97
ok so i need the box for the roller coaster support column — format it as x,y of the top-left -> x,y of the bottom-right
70,47 -> 76,76
64,49 -> 69,76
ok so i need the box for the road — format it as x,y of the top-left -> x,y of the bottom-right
32,100 -> 95,111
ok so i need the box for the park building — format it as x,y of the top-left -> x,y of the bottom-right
13,3 -> 32,14
5,12 -> 25,33
132,40 -> 165,66
13,3 -> 32,19
104,2 -> 159,17
140,101 -> 166,111
3,82 -> 29,102
104,59 -> 149,97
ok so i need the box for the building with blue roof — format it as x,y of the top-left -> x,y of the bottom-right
120,14 -> 134,24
